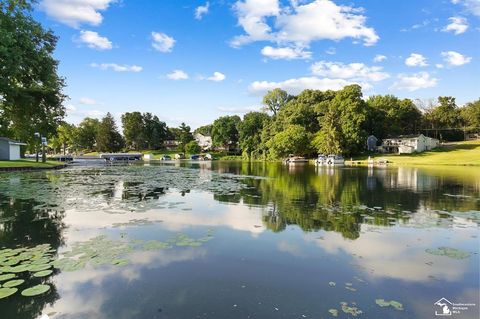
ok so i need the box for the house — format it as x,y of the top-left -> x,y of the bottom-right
366,135 -> 378,151
194,133 -> 212,151
0,137 -> 27,160
379,134 -> 439,154
164,139 -> 179,150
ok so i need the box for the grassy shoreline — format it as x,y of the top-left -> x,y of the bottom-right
0,160 -> 65,170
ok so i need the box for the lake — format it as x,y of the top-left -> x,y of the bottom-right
0,162 -> 479,319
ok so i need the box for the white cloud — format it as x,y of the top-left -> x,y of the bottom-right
249,77 -> 356,95
90,63 -> 143,72
443,16 -> 469,34
391,72 -> 438,91
311,61 -> 390,82
451,0 -> 480,17
78,30 -> 113,50
79,97 -> 97,105
217,106 -> 259,113
405,53 -> 428,67
40,0 -> 116,28
195,2 -> 210,20
261,46 -> 312,60
151,32 -> 175,53
436,63 -> 444,69
441,51 -> 472,66
206,72 -> 226,82
325,47 -> 336,55
373,54 -> 387,62
166,70 -> 189,80
231,0 -> 378,48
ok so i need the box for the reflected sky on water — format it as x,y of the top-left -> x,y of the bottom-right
0,162 -> 478,319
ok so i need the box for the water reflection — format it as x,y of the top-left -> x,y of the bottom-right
0,163 -> 478,319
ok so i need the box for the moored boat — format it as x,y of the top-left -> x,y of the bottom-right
284,155 -> 308,164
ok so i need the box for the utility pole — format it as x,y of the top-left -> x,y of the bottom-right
34,132 -> 40,162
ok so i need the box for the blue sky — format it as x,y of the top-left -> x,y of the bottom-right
33,0 -> 480,128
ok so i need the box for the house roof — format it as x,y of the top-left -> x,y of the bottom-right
0,137 -> 27,146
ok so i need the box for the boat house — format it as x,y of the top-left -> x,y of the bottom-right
0,137 -> 27,160
379,134 -> 439,154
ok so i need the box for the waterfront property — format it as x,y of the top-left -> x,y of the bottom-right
0,137 -> 27,160
194,133 -> 213,151
379,134 -> 439,154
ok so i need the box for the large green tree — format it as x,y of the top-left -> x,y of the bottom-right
75,117 -> 100,151
96,113 -> 124,152
262,88 -> 292,116
0,0 -> 66,144
238,112 -> 270,159
460,99 -> 480,129
211,115 -> 241,150
122,112 -> 145,150
266,124 -> 310,158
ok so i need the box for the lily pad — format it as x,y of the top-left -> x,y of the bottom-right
0,274 -> 15,281
328,309 -> 338,317
3,279 -> 24,288
375,299 -> 404,310
21,284 -> 51,297
27,264 -> 52,272
425,247 -> 470,259
0,287 -> 18,299
33,270 -> 53,278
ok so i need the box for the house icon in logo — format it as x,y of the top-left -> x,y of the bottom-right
434,298 -> 453,316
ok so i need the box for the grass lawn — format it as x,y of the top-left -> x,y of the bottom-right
0,159 -> 64,169
353,141 -> 480,166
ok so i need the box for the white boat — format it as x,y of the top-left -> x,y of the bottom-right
284,155 -> 308,164
320,154 -> 345,166
315,154 -> 327,165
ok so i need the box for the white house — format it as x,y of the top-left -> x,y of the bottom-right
379,134 -> 439,154
0,137 -> 27,160
194,133 -> 212,151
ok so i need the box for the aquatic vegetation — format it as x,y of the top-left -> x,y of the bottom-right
3,279 -> 25,287
0,273 -> 16,281
425,247 -> 470,259
0,287 -> 18,299
328,281 -> 336,286
375,299 -> 404,310
340,302 -> 362,316
21,284 -> 50,297
33,270 -> 53,278
328,309 -> 338,317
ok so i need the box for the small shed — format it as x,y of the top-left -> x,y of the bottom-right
366,135 -> 378,151
0,137 -> 27,160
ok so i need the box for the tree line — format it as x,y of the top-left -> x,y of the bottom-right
1,1 -> 478,159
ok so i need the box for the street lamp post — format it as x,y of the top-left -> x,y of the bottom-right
34,132 -> 40,163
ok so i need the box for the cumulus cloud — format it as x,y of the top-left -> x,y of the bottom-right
373,54 -> 387,62
451,0 -> 480,17
151,32 -> 175,53
205,72 -> 226,82
441,51 -> 472,66
405,53 -> 428,67
79,97 -> 97,105
311,61 -> 390,82
231,0 -> 378,50
391,72 -> 438,91
443,16 -> 469,34
195,2 -> 210,20
40,0 -> 116,28
90,63 -> 143,72
78,30 -> 113,50
261,46 -> 312,60
166,70 -> 189,80
249,77 -> 356,95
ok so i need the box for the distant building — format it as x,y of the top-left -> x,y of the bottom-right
194,133 -> 212,151
366,135 -> 378,151
164,139 -> 179,150
0,137 -> 27,160
379,134 -> 439,154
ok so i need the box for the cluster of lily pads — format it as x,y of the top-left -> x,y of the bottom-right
375,299 -> 404,311
328,302 -> 362,317
0,230 -> 214,300
425,247 -> 471,259
0,244 -> 54,299
0,166 -> 264,214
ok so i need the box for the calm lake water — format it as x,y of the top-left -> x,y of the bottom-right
0,162 -> 479,319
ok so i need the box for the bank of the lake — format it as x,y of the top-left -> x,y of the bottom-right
351,141 -> 480,166
0,160 -> 66,171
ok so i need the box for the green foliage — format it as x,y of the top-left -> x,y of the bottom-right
211,115 -> 241,150
121,112 -> 167,150
238,112 -> 270,159
185,141 -> 201,154
262,88 -> 292,115
266,124 -> 310,158
96,113 -> 124,152
0,0 -> 66,144
194,124 -> 212,136
75,118 -> 100,151
460,99 -> 480,129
